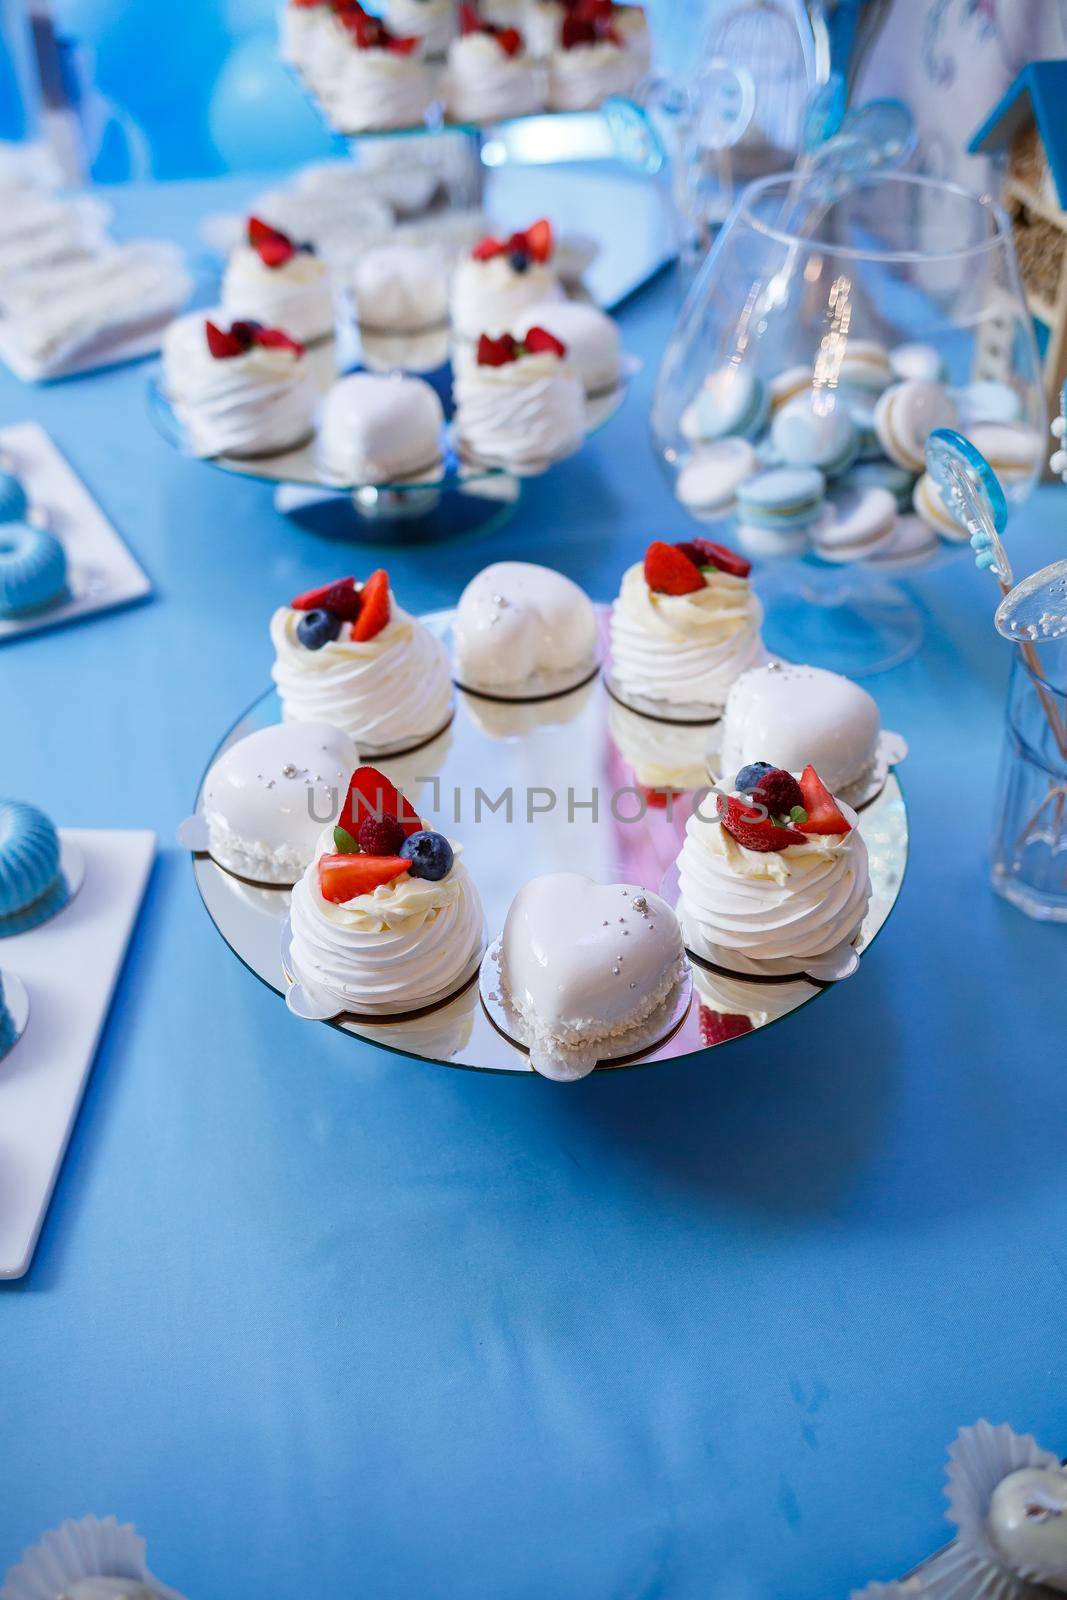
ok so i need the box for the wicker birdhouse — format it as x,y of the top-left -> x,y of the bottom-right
970,60 -> 1067,421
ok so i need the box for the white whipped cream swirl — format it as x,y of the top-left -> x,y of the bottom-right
323,47 -> 433,132
609,563 -> 767,712
222,244 -> 334,344
270,598 -> 453,755
163,312 -> 317,458
289,830 -> 484,1016
445,34 -> 542,123
548,40 -> 640,111
449,253 -> 563,341
678,796 -> 871,967
454,350 -> 585,472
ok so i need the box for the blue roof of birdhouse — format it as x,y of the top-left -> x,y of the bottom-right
970,60 -> 1067,209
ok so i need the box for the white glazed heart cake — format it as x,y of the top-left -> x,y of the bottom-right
494,873 -> 688,1076
200,722 -> 358,886
718,662 -> 882,794
452,561 -> 598,696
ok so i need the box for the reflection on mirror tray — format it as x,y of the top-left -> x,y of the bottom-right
185,610 -> 908,1076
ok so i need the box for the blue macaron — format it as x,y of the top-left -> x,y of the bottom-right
771,393 -> 859,477
735,466 -> 827,531
682,364 -> 769,444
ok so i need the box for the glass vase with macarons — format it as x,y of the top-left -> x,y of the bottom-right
652,169 -> 1045,675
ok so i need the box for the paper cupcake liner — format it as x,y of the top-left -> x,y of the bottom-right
1,1514 -> 184,1600
852,1583 -> 924,1598
942,1421 -> 1064,1597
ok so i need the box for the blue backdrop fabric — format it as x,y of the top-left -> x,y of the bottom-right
1,170 -> 1067,1600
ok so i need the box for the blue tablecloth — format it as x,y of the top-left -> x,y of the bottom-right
3,171 -> 1067,1600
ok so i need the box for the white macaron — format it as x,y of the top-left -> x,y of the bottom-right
812,485 -> 899,563
912,471 -> 969,540
890,341 -> 945,383
676,438 -> 759,518
873,379 -> 959,472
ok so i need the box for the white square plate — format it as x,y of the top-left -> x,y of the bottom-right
0,829 -> 156,1279
0,422 -> 152,643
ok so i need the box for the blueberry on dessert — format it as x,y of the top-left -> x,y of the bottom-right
287,764 -> 484,1017
222,214 -> 334,345
453,324 -> 585,473
271,570 -> 454,757
608,537 -> 767,720
449,217 -> 564,340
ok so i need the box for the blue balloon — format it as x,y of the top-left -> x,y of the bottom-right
208,31 -> 334,172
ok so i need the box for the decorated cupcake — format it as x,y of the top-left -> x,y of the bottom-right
222,216 -> 334,345
454,326 -> 585,473
163,313 -> 317,459
287,763 -> 484,1018
445,4 -> 543,122
323,4 -> 433,132
271,571 -> 454,756
609,538 -> 767,720
547,2 -> 641,111
449,217 -> 564,340
677,762 -> 871,978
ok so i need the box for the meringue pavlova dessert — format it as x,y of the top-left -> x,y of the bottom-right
454,325 -> 585,474
287,763 -> 484,1019
271,571 -> 453,757
222,215 -> 334,345
445,3 -> 543,123
162,313 -> 316,458
320,4 -> 433,132
452,560 -> 599,698
488,873 -> 689,1080
677,762 -> 872,979
449,217 -> 563,341
609,537 -> 767,721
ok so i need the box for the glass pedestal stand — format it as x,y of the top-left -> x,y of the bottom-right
756,555 -> 924,677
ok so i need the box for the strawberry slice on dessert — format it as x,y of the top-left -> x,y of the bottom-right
798,764 -> 851,835
318,853 -> 409,903
519,218 -> 553,263
290,576 -> 363,620
256,327 -> 304,355
699,1005 -> 754,1046
674,538 -> 751,580
205,319 -> 244,359
523,326 -> 567,359
471,236 -> 507,261
719,795 -> 807,853
248,215 -> 295,268
643,540 -> 705,596
477,332 -> 519,367
339,765 -> 422,840
350,568 -> 390,642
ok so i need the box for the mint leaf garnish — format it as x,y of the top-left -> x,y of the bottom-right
790,806 -> 808,825
333,825 -> 359,854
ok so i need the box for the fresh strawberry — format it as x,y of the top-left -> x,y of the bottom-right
290,576 -> 362,619
699,1005 -> 754,1046
318,853 -> 409,903
387,32 -> 419,53
205,320 -> 243,359
256,327 -> 304,355
719,795 -> 807,853
358,813 -> 406,855
339,766 -> 422,840
258,233 -> 295,268
477,332 -> 519,367
798,765 -> 851,835
751,767 -> 804,817
350,568 -> 390,641
523,325 -> 566,359
471,236 -> 506,261
674,538 -> 751,579
459,0 -> 482,30
523,218 -> 553,262
643,540 -> 705,596
248,215 -> 279,246
495,25 -> 523,54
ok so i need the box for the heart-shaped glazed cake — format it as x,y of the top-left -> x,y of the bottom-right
494,872 -> 688,1078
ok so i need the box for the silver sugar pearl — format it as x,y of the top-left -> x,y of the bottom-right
632,895 -> 648,914
612,965 -> 620,975
282,763 -> 298,778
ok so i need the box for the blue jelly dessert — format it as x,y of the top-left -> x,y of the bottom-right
0,522 -> 67,618
0,801 -> 66,934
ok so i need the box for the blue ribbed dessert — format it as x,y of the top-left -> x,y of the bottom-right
0,982 -> 15,1060
0,522 -> 67,618
0,471 -> 29,524
0,801 -> 65,935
